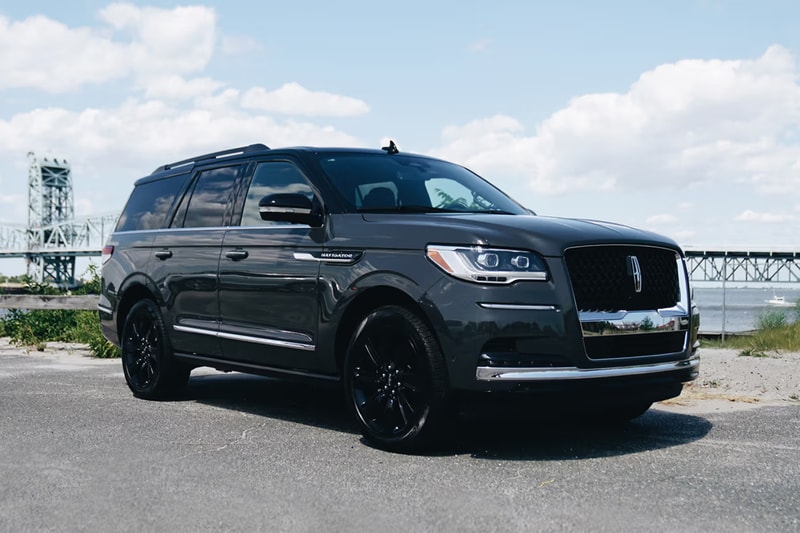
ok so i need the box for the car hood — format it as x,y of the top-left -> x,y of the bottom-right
358,213 -> 682,257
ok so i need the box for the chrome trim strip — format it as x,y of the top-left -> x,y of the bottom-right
174,324 -> 218,338
115,223 -> 314,234
227,224 -> 312,230
217,331 -> 315,351
259,206 -> 312,215
580,309 -> 690,336
97,304 -> 113,315
478,303 -> 558,311
173,324 -> 315,352
476,356 -> 699,382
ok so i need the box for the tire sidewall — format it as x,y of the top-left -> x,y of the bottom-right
121,299 -> 176,399
344,305 -> 448,452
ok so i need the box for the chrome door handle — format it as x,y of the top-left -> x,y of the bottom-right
225,250 -> 249,261
154,250 -> 173,260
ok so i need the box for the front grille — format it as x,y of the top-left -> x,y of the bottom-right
565,246 -> 680,312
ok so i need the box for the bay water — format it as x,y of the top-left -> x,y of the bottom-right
693,285 -> 800,333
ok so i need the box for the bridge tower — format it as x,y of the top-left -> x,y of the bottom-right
26,151 -> 76,286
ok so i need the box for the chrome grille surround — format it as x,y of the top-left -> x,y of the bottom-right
565,245 -> 691,360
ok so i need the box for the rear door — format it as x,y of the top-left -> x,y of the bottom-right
150,164 -> 241,357
218,159 -> 323,370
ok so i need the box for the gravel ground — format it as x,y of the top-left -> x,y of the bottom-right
662,346 -> 800,412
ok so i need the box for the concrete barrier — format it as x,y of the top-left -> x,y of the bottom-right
0,295 -> 99,310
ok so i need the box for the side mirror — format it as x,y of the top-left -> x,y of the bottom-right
258,193 -> 323,227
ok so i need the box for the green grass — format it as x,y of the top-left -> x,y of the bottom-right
702,308 -> 800,357
0,267 -> 120,358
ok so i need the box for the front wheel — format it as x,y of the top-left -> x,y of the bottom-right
343,306 -> 450,453
121,299 -> 190,400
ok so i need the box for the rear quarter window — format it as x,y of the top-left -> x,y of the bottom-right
116,173 -> 190,232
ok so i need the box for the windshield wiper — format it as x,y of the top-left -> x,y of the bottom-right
472,208 -> 517,215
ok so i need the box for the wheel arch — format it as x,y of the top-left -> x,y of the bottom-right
333,285 -> 438,375
115,276 -> 162,338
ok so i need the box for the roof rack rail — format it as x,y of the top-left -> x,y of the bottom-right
152,143 -> 270,173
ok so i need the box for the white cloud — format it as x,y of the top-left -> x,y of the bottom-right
735,210 -> 799,223
0,14 -> 129,91
434,45 -> 800,199
143,75 -> 227,101
0,99 -> 361,166
241,82 -> 370,117
0,4 -> 217,93
97,3 -> 216,75
646,214 -> 678,224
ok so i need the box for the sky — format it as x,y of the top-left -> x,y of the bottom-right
1,1 -> 800,276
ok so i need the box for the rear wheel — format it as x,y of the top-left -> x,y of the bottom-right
121,299 -> 190,399
344,305 -> 450,453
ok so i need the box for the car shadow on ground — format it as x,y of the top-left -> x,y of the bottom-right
183,371 -> 713,460
454,408 -> 712,460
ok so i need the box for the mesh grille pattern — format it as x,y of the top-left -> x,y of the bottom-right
565,246 -> 680,312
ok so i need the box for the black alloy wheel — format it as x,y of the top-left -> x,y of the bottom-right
121,299 -> 189,399
344,305 -> 450,453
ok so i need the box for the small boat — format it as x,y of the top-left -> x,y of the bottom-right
766,295 -> 793,306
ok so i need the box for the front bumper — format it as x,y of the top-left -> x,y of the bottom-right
477,354 -> 699,381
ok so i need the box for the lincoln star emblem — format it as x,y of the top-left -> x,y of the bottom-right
627,255 -> 643,293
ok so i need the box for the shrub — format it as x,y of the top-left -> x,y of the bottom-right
1,308 -> 78,347
755,309 -> 788,330
66,310 -> 120,359
0,266 -> 120,358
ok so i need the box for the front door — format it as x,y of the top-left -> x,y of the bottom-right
218,160 -> 323,371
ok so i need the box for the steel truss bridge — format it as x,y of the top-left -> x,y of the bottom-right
685,249 -> 800,285
0,152 -> 117,286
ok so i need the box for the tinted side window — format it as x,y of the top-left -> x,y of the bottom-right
182,166 -> 239,228
240,162 -> 314,226
116,173 -> 189,232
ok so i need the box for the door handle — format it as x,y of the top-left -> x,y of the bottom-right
154,250 -> 173,260
225,250 -> 249,261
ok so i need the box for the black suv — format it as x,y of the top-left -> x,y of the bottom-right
99,142 -> 700,452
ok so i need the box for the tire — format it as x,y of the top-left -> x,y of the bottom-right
121,299 -> 190,400
343,305 -> 450,453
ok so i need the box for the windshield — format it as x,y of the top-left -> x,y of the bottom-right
317,153 -> 529,215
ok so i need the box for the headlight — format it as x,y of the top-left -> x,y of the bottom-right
426,245 -> 548,284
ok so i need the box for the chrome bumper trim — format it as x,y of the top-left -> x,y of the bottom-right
476,355 -> 699,382
478,303 -> 558,311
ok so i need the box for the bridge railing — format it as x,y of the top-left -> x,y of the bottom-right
685,249 -> 800,284
2,213 -> 119,254
0,224 -> 27,252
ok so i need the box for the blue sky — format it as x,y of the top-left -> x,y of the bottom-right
1,1 -> 799,274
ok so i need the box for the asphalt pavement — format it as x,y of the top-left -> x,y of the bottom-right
1,347 -> 798,532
